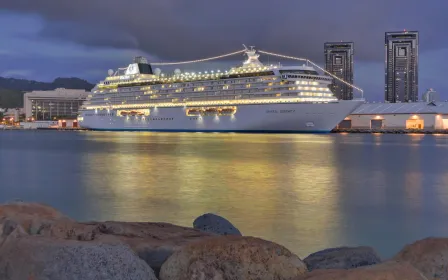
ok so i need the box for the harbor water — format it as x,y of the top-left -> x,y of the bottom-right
1,130 -> 448,259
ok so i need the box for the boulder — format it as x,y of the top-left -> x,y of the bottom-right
393,237 -> 448,279
299,261 -> 427,280
159,235 -> 307,280
304,246 -> 381,271
193,213 -> 241,236
39,220 -> 213,275
38,220 -> 101,241
0,202 -> 70,235
94,221 -> 214,275
0,234 -> 157,280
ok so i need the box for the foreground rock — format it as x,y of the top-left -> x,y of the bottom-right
39,220 -> 214,275
159,235 -> 307,280
193,213 -> 242,236
0,202 -> 214,276
0,230 -> 157,280
394,237 -> 448,279
93,221 -> 213,275
0,201 -> 71,235
299,261 -> 427,280
304,246 -> 381,271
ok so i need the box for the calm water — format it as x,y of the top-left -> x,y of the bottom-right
1,131 -> 448,259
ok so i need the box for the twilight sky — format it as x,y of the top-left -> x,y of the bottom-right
1,0 -> 448,101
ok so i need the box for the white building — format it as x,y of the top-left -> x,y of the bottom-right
339,102 -> 448,130
24,88 -> 89,121
3,108 -> 24,121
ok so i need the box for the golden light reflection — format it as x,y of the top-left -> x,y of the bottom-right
80,132 -> 342,257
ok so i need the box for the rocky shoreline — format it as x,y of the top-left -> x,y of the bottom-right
0,201 -> 440,279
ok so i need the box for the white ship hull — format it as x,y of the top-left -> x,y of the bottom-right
79,100 -> 362,133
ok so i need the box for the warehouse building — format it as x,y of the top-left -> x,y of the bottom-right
339,102 -> 448,130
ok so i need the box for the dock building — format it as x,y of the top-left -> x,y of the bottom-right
339,102 -> 448,130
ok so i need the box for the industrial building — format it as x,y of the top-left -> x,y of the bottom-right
324,42 -> 354,100
24,88 -> 89,121
339,102 -> 448,130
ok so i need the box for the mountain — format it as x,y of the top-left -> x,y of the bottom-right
0,77 -> 94,92
0,89 -> 25,109
0,77 -> 95,108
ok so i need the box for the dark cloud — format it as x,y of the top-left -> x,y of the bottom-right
2,0 -> 448,63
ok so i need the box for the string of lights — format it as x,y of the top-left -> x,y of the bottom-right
152,49 -> 246,65
150,48 -> 363,95
258,50 -> 364,94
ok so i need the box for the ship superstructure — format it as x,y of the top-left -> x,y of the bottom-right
79,47 -> 363,132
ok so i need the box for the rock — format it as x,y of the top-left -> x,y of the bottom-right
94,221 -> 213,276
159,235 -> 307,280
0,234 -> 157,280
304,246 -> 381,271
0,202 -> 71,235
39,220 -> 213,275
299,261 -> 427,280
193,213 -> 242,236
393,237 -> 448,279
38,220 -> 101,241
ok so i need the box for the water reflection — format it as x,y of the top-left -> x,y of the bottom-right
78,133 -> 341,256
2,131 -> 448,258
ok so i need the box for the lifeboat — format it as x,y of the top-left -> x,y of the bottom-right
203,108 -> 219,115
186,108 -> 203,116
129,111 -> 138,116
120,111 -> 128,116
219,107 -> 237,115
137,112 -> 145,116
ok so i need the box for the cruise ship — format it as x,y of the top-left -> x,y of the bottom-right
78,47 -> 363,132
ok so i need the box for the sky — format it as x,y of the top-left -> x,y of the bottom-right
0,0 -> 448,101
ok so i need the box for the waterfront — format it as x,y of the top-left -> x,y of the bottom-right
1,131 -> 448,259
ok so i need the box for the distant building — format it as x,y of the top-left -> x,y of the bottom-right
324,42 -> 354,100
422,88 -> 439,103
24,88 -> 89,121
339,102 -> 448,130
385,31 -> 419,103
3,108 -> 24,121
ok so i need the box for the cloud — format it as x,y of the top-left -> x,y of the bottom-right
1,69 -> 33,78
2,0 -> 448,63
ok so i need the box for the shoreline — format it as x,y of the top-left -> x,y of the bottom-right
0,201 -> 441,280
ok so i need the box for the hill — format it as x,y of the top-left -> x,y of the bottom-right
0,77 -> 95,108
0,89 -> 25,108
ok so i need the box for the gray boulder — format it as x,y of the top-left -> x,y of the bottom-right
304,246 -> 381,271
159,236 -> 307,280
0,233 -> 157,280
193,213 -> 241,236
